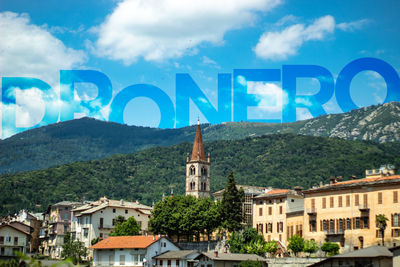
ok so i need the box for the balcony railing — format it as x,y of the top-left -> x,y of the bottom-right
306,208 -> 317,215
358,204 -> 369,211
325,230 -> 344,236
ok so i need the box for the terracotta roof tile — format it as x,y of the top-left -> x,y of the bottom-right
90,236 -> 160,250
266,189 -> 290,195
191,123 -> 206,161
332,175 -> 400,186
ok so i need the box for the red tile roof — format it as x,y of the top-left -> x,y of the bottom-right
332,175 -> 400,186
266,189 -> 290,195
90,236 -> 160,249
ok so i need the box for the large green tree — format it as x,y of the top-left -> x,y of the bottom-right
109,216 -> 141,236
287,235 -> 305,256
220,172 -> 244,232
61,232 -> 88,264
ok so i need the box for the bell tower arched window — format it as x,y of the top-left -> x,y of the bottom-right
201,167 -> 207,176
190,166 -> 195,176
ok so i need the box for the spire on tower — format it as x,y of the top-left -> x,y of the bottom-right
191,122 -> 205,161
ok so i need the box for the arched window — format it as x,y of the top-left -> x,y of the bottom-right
323,220 -> 327,231
201,167 -> 207,176
346,218 -> 351,230
190,166 -> 195,176
330,219 -> 335,233
339,219 -> 343,233
190,182 -> 196,191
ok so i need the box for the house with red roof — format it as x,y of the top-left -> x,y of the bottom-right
90,235 -> 180,266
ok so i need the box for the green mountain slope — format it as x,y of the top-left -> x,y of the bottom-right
1,102 -> 399,174
1,134 -> 399,216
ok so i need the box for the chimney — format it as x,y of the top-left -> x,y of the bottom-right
120,199 -> 124,206
293,186 -> 303,194
351,175 -> 357,180
186,153 -> 189,163
214,251 -> 218,258
136,200 -> 139,204
329,176 -> 336,185
336,176 -> 343,182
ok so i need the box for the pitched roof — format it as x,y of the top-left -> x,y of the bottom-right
191,123 -> 206,161
73,198 -> 152,216
153,250 -> 199,260
90,236 -> 160,249
255,189 -> 298,199
304,175 -> 400,194
200,252 -> 265,261
309,245 -> 392,266
0,224 -> 31,236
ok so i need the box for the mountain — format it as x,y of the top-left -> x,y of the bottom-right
0,102 -> 399,174
1,133 -> 400,217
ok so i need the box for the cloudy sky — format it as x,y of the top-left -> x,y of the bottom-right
1,0 -> 399,138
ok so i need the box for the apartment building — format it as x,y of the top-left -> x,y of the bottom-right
303,165 -> 400,253
39,201 -> 82,258
253,188 -> 304,248
71,197 -> 152,248
0,223 -> 31,257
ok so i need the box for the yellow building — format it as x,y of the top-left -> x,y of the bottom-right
303,166 -> 400,253
253,188 -> 304,249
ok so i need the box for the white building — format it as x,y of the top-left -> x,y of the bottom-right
90,236 -> 180,267
0,224 -> 31,256
71,197 -> 152,248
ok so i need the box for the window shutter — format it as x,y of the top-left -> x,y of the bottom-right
392,214 -> 394,227
392,229 -> 394,237
376,230 -> 379,238
353,218 -> 356,229
320,220 -> 322,231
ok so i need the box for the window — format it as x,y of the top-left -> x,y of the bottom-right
201,167 -> 207,176
279,206 -> 283,214
64,213 -> 69,220
125,210 -> 128,214
330,197 -> 334,208
355,218 -> 360,229
83,228 -> 88,238
109,255 -> 114,266
355,194 -> 359,206
160,260 -> 163,266
323,220 -> 327,231
322,198 -> 326,209
362,217 -> 369,229
190,166 -> 195,176
338,196 -> 342,207
259,208 -> 262,216
378,192 -> 383,204
311,199 -> 315,209
167,260 -> 171,267
394,214 -> 399,227
112,219 -> 116,226
330,220 -> 335,233
0,236 -> 3,245
119,255 -> 125,265
394,191 -> 398,203
346,195 -> 350,207
339,219 -> 343,233
310,220 -> 316,232
176,260 -> 179,266
14,237 -> 18,245
64,224 -> 68,234
113,208 -> 116,213
268,207 -> 272,215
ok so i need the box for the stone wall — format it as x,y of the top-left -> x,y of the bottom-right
265,257 -> 325,267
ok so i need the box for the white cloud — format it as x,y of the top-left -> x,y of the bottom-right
254,15 -> 335,61
0,12 -> 86,137
92,0 -> 282,64
202,56 -> 219,67
0,12 -> 86,85
337,19 -> 370,32
247,81 -> 288,120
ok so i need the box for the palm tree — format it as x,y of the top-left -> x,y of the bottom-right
376,214 -> 389,246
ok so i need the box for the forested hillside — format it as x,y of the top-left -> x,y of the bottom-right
1,133 -> 399,216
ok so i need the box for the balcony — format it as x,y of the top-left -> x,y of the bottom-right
98,224 -> 113,230
325,230 -> 344,236
358,204 -> 369,212
306,208 -> 317,215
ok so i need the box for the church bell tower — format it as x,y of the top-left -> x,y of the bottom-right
185,120 -> 210,198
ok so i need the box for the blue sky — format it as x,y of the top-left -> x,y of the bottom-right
1,0 -> 399,138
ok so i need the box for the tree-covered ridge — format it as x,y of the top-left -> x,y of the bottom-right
1,133 -> 400,217
0,102 -> 399,174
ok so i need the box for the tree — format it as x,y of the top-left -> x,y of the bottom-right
61,232 -> 88,264
321,242 -> 340,256
109,216 -> 141,236
376,214 -> 389,246
227,228 -> 270,256
303,240 -> 319,256
287,235 -> 304,256
220,172 -> 244,232
264,241 -> 279,256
